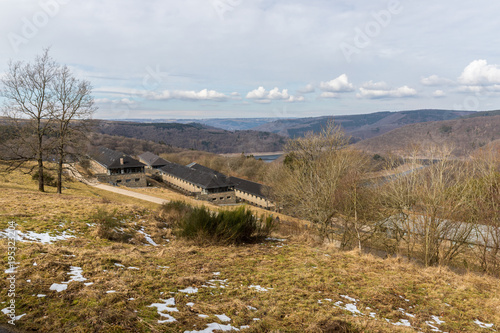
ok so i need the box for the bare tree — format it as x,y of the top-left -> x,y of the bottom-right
51,65 -> 96,194
380,145 -> 476,266
268,122 -> 374,246
1,49 -> 57,192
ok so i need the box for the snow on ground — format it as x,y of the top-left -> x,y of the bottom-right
149,298 -> 178,323
474,319 -> 495,329
138,227 -> 158,246
0,229 -> 75,244
215,314 -> 231,322
249,284 -> 268,292
179,287 -> 199,294
1,308 -> 26,322
184,322 -> 240,333
49,266 -> 88,292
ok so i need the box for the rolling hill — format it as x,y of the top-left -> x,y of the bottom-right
354,115 -> 500,157
253,109 -> 476,140
96,121 -> 286,154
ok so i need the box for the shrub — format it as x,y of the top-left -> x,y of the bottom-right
90,207 -> 135,242
167,203 -> 275,245
31,170 -> 56,187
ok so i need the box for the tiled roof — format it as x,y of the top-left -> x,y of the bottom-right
160,162 -> 234,190
229,176 -> 270,198
89,147 -> 145,169
138,152 -> 170,167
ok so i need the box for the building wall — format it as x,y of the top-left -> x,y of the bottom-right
89,159 -> 108,174
160,173 -> 202,194
234,189 -> 275,209
198,191 -> 236,205
96,173 -> 147,187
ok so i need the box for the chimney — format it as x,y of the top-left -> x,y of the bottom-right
120,157 -> 124,165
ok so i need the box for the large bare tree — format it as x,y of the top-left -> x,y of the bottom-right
268,122 -> 375,246
1,49 -> 96,193
1,49 -> 57,192
51,65 -> 96,194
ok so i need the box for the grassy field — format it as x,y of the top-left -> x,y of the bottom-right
0,164 -> 499,332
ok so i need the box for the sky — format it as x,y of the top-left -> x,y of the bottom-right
1,0 -> 500,119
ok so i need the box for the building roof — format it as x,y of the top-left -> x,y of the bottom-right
160,162 -> 234,190
186,162 -> 226,177
89,147 -> 145,169
229,176 -> 270,199
138,152 -> 170,167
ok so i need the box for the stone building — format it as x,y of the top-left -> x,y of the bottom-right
89,147 -> 147,187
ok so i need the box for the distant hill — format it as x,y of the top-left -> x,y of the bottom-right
116,118 -> 282,131
253,110 -> 476,140
354,115 -> 500,157
96,120 -> 285,154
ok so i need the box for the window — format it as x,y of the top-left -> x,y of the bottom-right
227,196 -> 231,199
220,197 -> 224,200
116,180 -> 122,183
126,179 -> 131,183
135,178 -> 140,182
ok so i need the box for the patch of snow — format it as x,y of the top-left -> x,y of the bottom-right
240,326 -> 250,329
265,237 -> 286,242
334,300 -> 363,315
249,285 -> 268,292
84,282 -> 94,286
392,319 -> 412,327
138,228 -> 158,246
158,266 -> 169,269
149,298 -> 179,317
0,229 -> 75,244
128,298 -> 135,301
247,306 -> 257,311
186,302 -> 195,307
33,262 -> 37,266
213,272 -> 220,276
114,263 -> 125,267
431,315 -> 445,325
198,314 -> 209,318
184,322 -> 240,332
215,314 -> 231,322
67,266 -> 87,282
474,319 -> 494,329
340,295 -> 357,302
50,283 -> 68,292
179,287 -> 198,294
128,267 -> 139,270
425,322 -> 443,332
399,295 -> 410,302
158,313 -> 177,324
106,290 -> 116,294
398,308 -> 415,318
252,318 -> 260,321
37,294 -> 46,298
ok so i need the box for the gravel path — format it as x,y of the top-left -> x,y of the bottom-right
93,184 -> 169,205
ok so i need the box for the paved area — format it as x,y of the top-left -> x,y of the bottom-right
93,184 -> 169,205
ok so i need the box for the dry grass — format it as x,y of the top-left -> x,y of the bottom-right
0,164 -> 499,332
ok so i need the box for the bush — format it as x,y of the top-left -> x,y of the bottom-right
32,170 -> 56,187
166,202 -> 275,245
90,207 -> 135,242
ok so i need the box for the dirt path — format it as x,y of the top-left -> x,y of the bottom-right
93,184 -> 169,205
65,164 -> 168,205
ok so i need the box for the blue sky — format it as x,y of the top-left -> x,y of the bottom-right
1,0 -> 500,119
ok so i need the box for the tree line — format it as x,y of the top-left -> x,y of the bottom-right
1,49 -> 95,193
268,122 -> 500,275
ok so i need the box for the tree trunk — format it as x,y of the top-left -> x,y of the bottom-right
38,157 -> 45,192
57,157 -> 63,194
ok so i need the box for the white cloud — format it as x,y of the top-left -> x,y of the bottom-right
319,74 -> 354,92
319,92 -> 338,98
421,75 -> 454,86
298,83 -> 315,94
143,89 -> 228,101
357,82 -> 417,99
246,86 -> 303,103
432,90 -> 446,98
458,60 -> 500,85
95,97 -> 136,105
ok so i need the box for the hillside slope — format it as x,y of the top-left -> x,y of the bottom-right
253,110 -> 475,140
96,121 -> 285,154
354,115 -> 500,157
